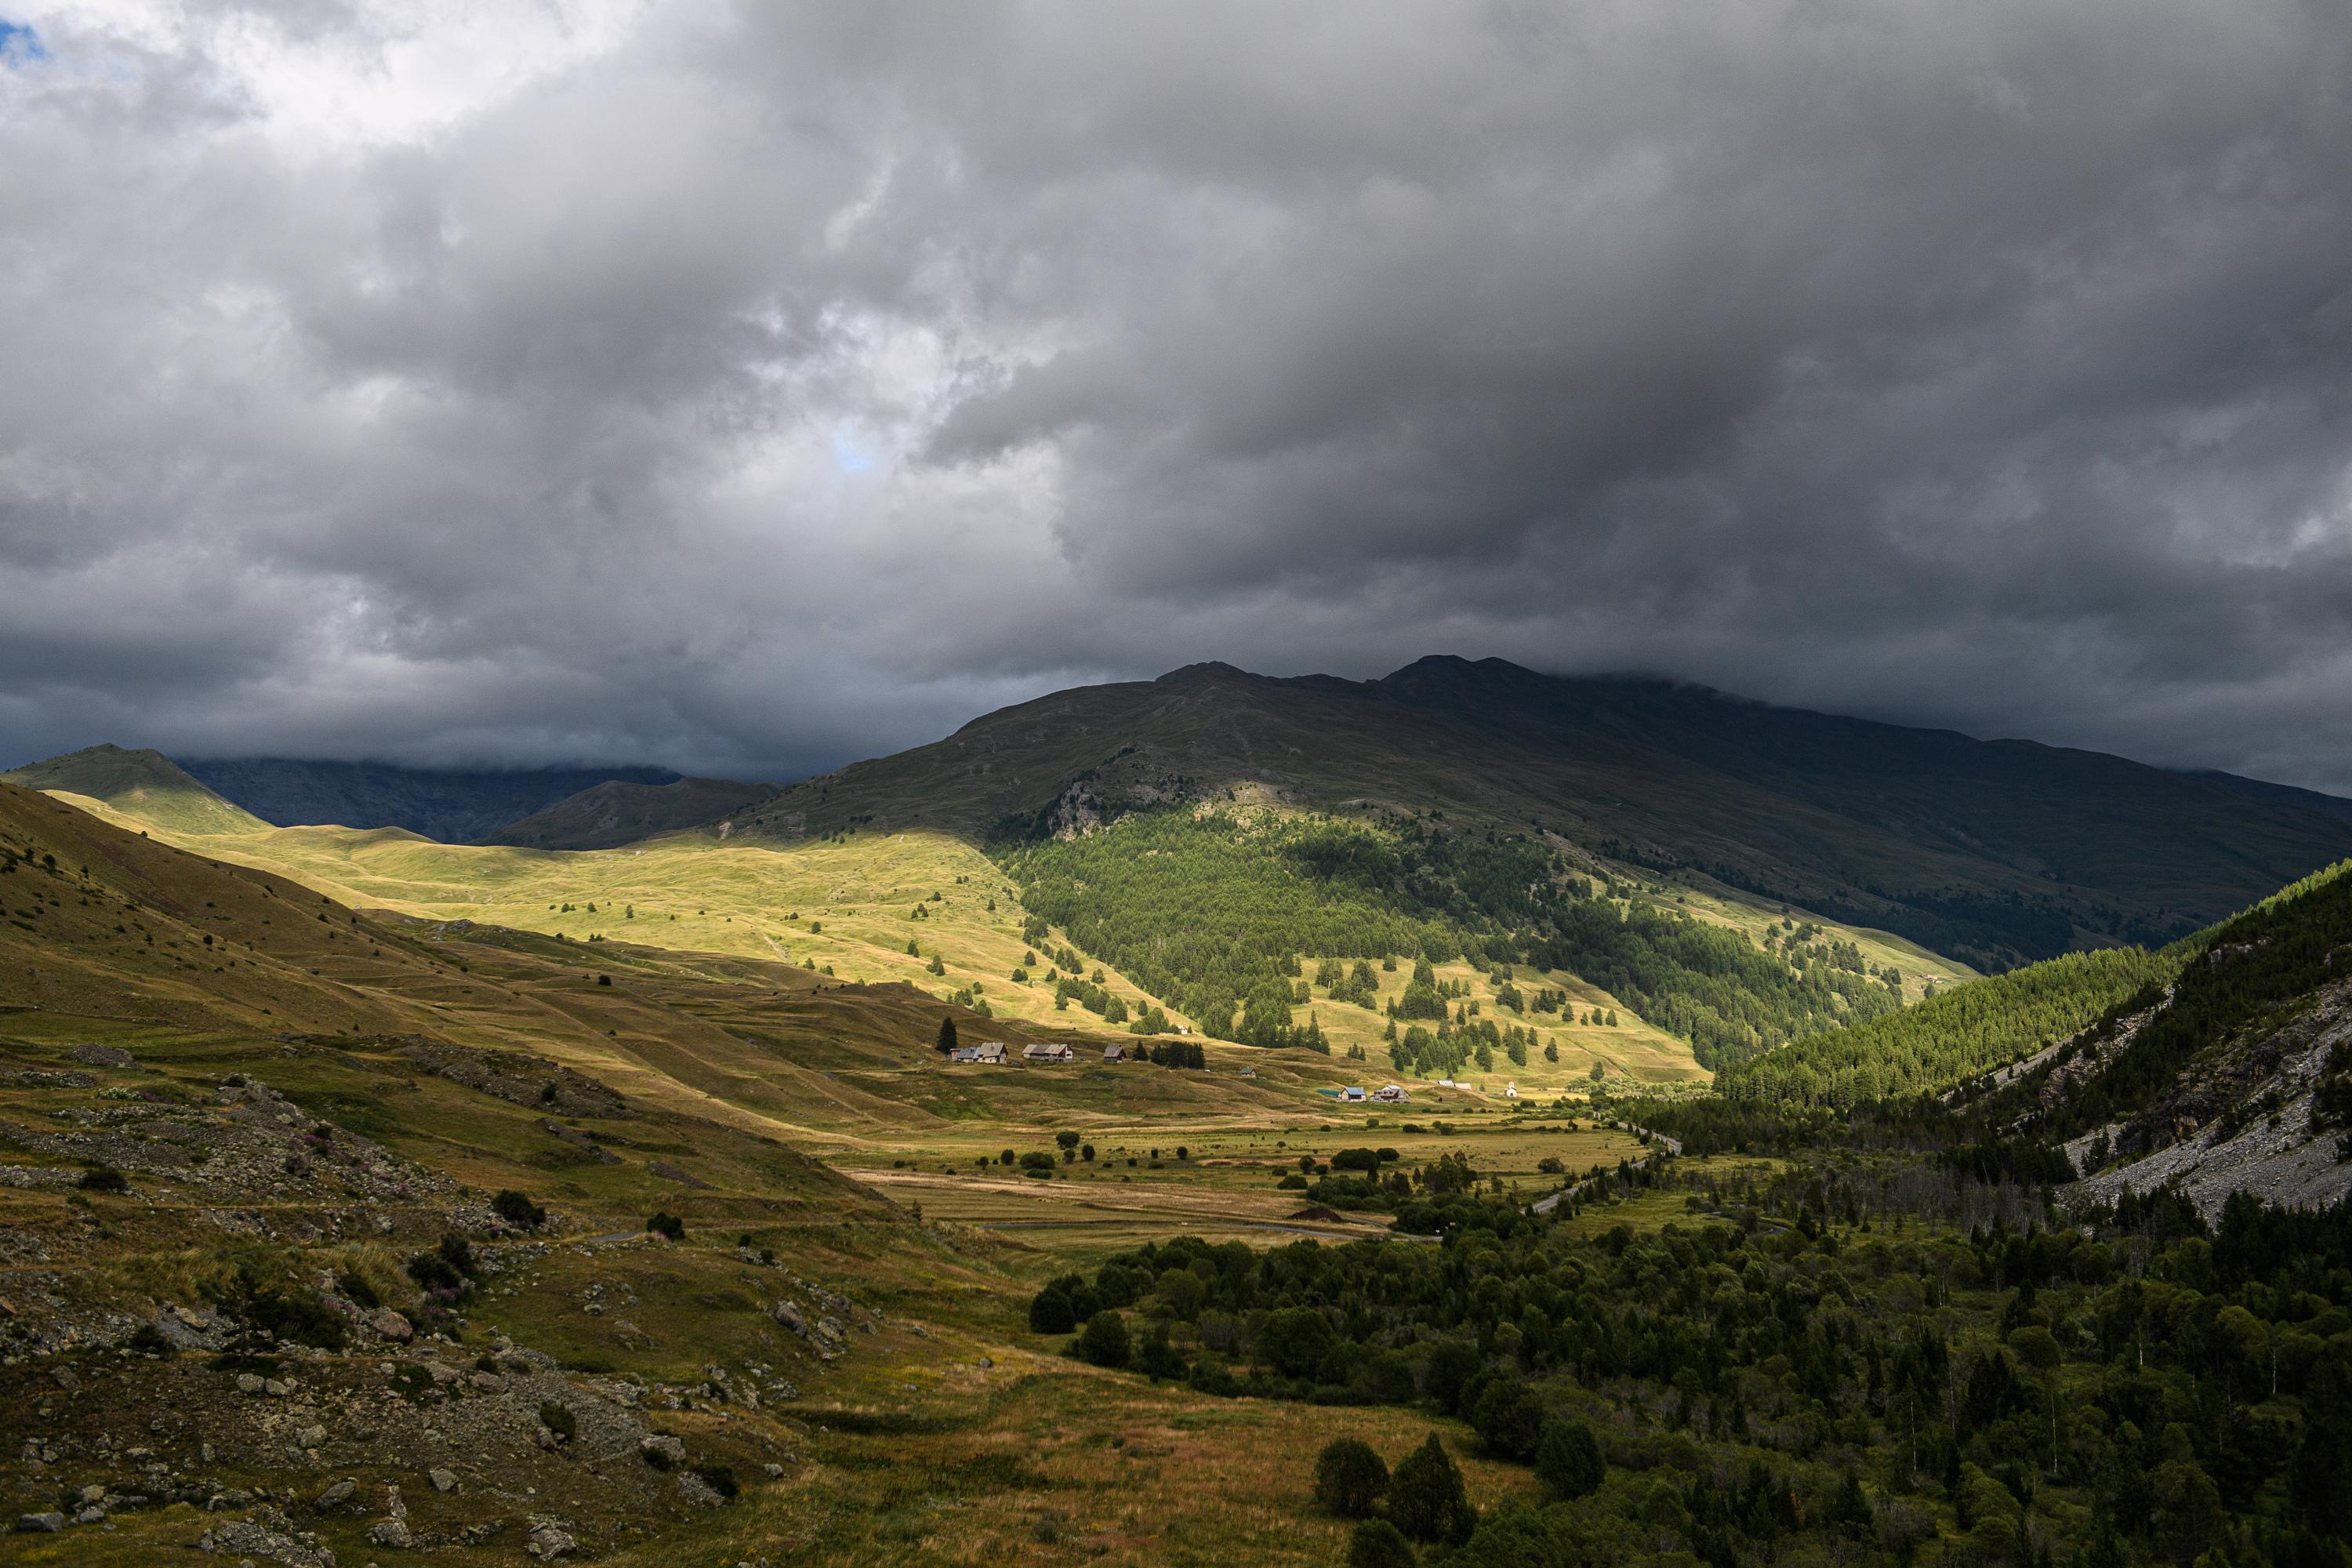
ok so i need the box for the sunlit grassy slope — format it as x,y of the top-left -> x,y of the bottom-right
133,818 -> 1196,1039
33,772 -> 1985,1099
3,742 -> 272,836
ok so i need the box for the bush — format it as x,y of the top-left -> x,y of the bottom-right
1074,1309 -> 1131,1368
693,1463 -> 739,1499
492,1189 -> 547,1230
1470,1376 -> 1548,1461
539,1402 -> 576,1443
77,1166 -> 127,1193
234,1273 -> 348,1351
1534,1417 -> 1606,1501
1348,1517 -> 1417,1568
1258,1306 -> 1338,1379
406,1250 -> 463,1292
437,1232 -> 479,1277
647,1211 -> 685,1241
125,1323 -> 176,1357
1313,1438 -> 1390,1517
336,1269 -> 381,1309
1388,1434 -> 1475,1544
1028,1286 -> 1077,1334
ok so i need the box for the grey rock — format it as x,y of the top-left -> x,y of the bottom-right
293,1425 -> 327,1450
426,1467 -> 457,1494
314,1479 -> 354,1509
638,1434 -> 686,1467
67,1044 -> 135,1069
368,1516 -> 414,1548
199,1505 -> 334,1567
525,1523 -> 578,1559
366,1309 -> 412,1343
16,1512 -> 64,1533
262,1377 -> 292,1397
235,1373 -> 266,1395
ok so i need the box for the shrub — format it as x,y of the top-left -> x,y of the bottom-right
336,1269 -> 381,1310
693,1463 -> 739,1499
1388,1435 -> 1475,1545
125,1323 -> 176,1357
1348,1518 -> 1417,1568
492,1189 -> 547,1230
539,1402 -> 577,1442
1028,1286 -> 1077,1334
406,1250 -> 463,1292
1534,1417 -> 1606,1501
1470,1376 -> 1548,1461
1258,1306 -> 1338,1379
437,1232 -> 479,1277
1313,1438 -> 1390,1517
234,1273 -> 348,1351
1073,1309 -> 1131,1369
647,1211 -> 685,1241
77,1166 -> 128,1193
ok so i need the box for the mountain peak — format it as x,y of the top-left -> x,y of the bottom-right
1155,660 -> 1258,685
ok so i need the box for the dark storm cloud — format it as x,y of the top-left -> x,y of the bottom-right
2,0 -> 2349,788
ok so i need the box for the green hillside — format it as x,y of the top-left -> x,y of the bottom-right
1005,808 -> 1911,1072
1715,945 -> 2179,1107
2,742 -> 271,836
729,657 -> 2352,972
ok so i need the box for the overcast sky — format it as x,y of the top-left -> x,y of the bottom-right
3,2 -> 2350,789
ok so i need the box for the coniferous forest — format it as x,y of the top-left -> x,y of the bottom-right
1040,1140 -> 2352,1568
1000,811 -> 1906,1068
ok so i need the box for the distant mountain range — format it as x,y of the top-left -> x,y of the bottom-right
176,757 -> 683,844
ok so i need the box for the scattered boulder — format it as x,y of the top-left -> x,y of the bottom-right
293,1424 -> 327,1450
367,1308 -> 413,1343
427,1466 -> 458,1493
67,1044 -> 135,1069
525,1520 -> 579,1559
314,1479 -> 354,1510
154,1302 -> 230,1351
198,1504 -> 335,1566
16,1512 -> 64,1533
368,1516 -> 414,1549
639,1434 -> 686,1469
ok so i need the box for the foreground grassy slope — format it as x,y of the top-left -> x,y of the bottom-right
0,782 -> 1674,1566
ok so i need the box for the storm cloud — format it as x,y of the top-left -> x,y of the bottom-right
3,1 -> 2350,787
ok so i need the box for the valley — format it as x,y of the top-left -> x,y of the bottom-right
3,662 -> 2350,1568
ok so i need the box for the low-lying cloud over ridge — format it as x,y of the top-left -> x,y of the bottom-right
3,1 -> 2349,788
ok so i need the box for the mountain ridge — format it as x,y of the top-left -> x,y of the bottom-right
724,656 -> 2352,972
175,756 -> 683,843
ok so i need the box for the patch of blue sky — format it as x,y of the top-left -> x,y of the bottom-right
829,428 -> 877,474
0,18 -> 46,64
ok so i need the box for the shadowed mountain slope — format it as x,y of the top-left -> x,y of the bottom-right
485,775 -> 780,850
727,657 -> 2352,971
176,756 -> 681,843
